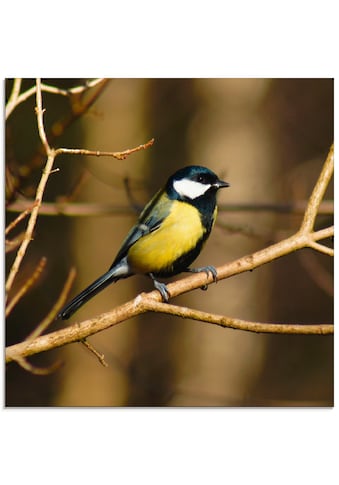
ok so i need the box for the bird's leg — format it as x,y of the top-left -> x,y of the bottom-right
185,265 -> 218,290
149,273 -> 170,302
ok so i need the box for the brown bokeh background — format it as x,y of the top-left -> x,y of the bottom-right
5,78 -> 333,406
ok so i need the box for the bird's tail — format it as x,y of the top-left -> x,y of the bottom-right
58,267 -> 123,320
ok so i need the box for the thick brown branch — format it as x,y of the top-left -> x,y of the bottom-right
160,226 -> 334,300
6,299 -> 145,363
5,219 -> 334,363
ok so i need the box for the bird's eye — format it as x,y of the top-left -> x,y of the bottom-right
197,175 -> 204,183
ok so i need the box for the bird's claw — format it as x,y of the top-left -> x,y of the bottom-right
149,273 -> 170,302
187,265 -> 218,283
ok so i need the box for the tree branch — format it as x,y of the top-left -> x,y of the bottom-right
5,78 -> 22,119
11,356 -> 62,375
80,339 -> 108,367
26,267 -> 77,341
140,300 -> 333,335
6,257 -> 47,317
5,80 -> 57,296
5,78 -> 107,120
54,137 -> 154,161
5,201 -> 39,235
299,144 -> 334,233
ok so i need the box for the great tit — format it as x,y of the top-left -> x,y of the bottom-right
58,165 -> 229,320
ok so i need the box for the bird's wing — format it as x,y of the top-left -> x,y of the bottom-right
110,188 -> 172,268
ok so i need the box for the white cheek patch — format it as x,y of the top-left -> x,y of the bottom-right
173,179 -> 211,199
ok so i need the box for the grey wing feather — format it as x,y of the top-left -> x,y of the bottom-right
110,189 -> 170,268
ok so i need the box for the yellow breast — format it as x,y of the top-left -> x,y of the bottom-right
127,200 -> 205,274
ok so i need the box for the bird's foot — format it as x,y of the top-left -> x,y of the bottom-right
186,265 -> 218,291
149,273 -> 170,302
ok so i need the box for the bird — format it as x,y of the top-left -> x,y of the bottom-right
58,165 -> 230,320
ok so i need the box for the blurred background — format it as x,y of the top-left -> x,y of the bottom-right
5,78 -> 333,406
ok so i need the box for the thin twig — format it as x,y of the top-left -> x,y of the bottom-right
81,339 -> 108,367
300,143 -> 334,233
35,78 -> 51,153
55,138 -> 154,161
5,78 -> 22,119
308,241 -> 334,256
5,234 -> 25,253
26,267 -> 76,341
38,78 -> 106,97
12,356 -> 62,375
141,300 -> 333,335
6,257 -> 47,317
5,201 -> 38,235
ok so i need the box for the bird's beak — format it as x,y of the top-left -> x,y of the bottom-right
216,179 -> 230,189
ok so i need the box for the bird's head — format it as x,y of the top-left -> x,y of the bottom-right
167,165 -> 230,201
